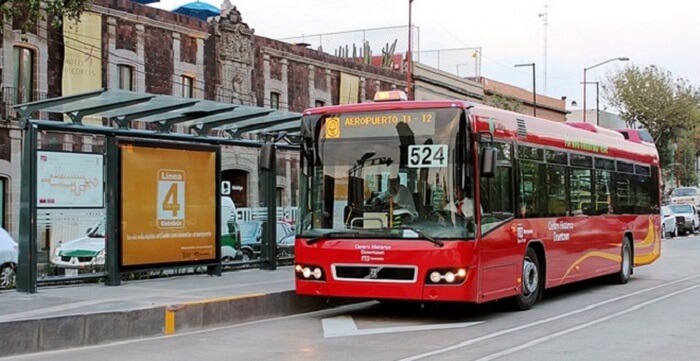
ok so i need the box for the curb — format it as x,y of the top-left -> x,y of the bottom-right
0,290 -> 349,357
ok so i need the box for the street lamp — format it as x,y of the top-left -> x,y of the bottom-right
582,81 -> 599,125
515,63 -> 536,117
583,57 -> 629,122
406,0 -> 414,100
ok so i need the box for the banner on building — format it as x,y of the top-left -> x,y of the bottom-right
62,12 -> 102,124
339,73 -> 359,104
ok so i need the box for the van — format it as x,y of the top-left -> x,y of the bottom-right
220,196 -> 241,261
670,187 -> 700,208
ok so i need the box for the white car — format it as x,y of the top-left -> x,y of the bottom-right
0,226 -> 18,289
660,206 -> 678,238
51,222 -> 106,273
668,204 -> 699,235
52,197 -> 241,274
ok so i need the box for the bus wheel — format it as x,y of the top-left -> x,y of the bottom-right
613,237 -> 632,284
514,247 -> 541,311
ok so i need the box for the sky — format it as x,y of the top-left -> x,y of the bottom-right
151,0 -> 700,113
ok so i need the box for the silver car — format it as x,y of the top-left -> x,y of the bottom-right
0,226 -> 18,289
661,206 -> 678,238
668,204 -> 699,235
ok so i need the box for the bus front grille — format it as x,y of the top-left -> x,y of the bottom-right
332,264 -> 417,283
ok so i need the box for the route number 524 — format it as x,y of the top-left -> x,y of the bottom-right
408,144 -> 448,168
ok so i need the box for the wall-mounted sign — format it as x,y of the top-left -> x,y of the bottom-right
36,151 -> 104,208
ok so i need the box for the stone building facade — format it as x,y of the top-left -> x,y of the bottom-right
0,0 -> 407,237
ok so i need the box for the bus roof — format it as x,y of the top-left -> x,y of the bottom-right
302,99 -> 659,166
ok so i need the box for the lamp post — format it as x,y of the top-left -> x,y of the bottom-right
582,81 -> 599,125
456,63 -> 471,77
406,0 -> 414,100
583,57 -> 629,122
515,63 -> 536,117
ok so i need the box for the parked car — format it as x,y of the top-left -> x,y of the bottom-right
670,187 -> 700,208
52,197 -> 241,274
0,226 -> 18,289
277,233 -> 295,259
239,220 -> 294,261
668,204 -> 699,235
51,222 -> 107,274
661,206 -> 678,238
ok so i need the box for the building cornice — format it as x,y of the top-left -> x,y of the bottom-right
90,5 -> 211,39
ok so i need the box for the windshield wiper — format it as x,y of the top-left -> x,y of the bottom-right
306,230 -> 361,245
386,226 -> 444,247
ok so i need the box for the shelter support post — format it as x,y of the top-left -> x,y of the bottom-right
260,142 -> 277,270
17,121 -> 38,293
105,136 -> 121,286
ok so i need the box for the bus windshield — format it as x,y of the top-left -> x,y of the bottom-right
299,107 -> 476,240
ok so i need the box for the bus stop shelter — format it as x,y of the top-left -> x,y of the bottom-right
13,89 -> 301,293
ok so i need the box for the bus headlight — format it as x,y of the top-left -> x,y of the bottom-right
426,268 -> 468,284
295,263 -> 326,281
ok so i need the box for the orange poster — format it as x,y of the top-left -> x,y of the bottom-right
120,143 -> 218,267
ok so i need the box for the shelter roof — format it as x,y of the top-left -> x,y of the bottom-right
13,89 -> 301,141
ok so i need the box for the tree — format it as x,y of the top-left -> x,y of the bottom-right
677,134 -> 698,187
602,64 -> 700,169
0,0 -> 91,33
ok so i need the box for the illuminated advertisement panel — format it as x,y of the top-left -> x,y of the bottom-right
120,142 -> 219,268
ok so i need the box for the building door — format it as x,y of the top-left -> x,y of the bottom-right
222,169 -> 248,207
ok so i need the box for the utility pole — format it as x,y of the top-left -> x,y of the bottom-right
538,5 -> 548,93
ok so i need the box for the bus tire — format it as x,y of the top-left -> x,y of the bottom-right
514,247 -> 541,311
613,237 -> 633,284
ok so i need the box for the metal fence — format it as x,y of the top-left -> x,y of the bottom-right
279,26 -> 483,78
237,206 -> 298,224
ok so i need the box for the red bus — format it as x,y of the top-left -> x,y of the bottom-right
294,91 -> 661,310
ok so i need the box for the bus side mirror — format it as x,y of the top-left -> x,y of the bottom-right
481,147 -> 498,178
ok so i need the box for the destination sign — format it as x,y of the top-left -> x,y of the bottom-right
324,111 -> 436,139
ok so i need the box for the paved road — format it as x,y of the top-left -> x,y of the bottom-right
5,234 -> 700,361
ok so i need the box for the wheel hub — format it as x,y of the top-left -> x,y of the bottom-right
523,260 -> 538,294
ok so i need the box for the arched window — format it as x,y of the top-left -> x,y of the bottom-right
12,46 -> 34,104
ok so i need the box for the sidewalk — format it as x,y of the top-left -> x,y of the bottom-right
0,267 -> 346,357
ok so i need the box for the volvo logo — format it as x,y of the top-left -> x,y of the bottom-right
368,267 -> 381,279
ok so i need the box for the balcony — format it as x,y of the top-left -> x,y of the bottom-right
1,87 -> 48,121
